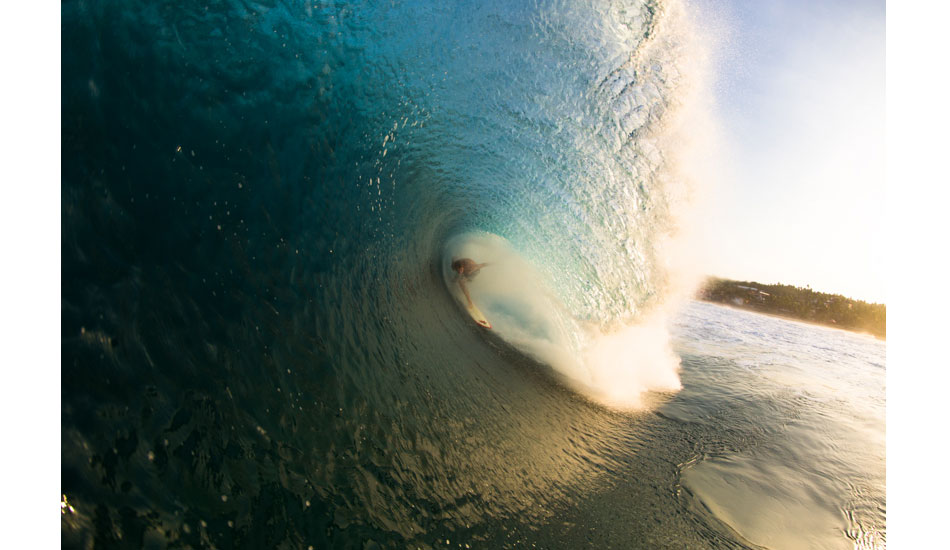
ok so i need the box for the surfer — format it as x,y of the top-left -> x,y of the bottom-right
452,258 -> 487,307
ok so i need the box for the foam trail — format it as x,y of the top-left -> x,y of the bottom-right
444,233 -> 682,409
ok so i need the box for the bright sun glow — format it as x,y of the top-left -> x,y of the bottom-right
691,0 -> 885,303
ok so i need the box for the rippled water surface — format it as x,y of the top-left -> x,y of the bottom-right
62,298 -> 885,549
668,302 -> 886,550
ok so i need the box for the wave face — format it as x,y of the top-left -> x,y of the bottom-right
62,0 -> 708,547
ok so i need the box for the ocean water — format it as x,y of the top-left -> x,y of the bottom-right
61,0 -> 885,548
669,302 -> 885,550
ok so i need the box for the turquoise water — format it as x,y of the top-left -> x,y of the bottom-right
61,0 -> 884,548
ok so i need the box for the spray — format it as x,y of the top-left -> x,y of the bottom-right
440,0 -> 721,410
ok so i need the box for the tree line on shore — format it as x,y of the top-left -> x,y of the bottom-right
697,277 -> 886,339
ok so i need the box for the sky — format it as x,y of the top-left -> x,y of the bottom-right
689,0 -> 886,303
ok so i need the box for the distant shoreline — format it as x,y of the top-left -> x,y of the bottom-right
698,300 -> 885,341
696,277 -> 886,340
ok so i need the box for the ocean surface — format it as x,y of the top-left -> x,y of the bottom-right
61,0 -> 885,548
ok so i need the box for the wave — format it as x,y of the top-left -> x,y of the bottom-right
61,0 -> 715,545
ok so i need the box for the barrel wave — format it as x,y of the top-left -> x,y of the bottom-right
62,0 -> 718,548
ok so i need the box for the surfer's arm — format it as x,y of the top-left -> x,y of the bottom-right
468,262 -> 489,277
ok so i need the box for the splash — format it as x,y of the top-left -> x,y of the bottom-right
444,232 -> 683,409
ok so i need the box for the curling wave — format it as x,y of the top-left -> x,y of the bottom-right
61,0 -> 713,546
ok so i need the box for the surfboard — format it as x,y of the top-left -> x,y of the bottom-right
466,302 -> 492,329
